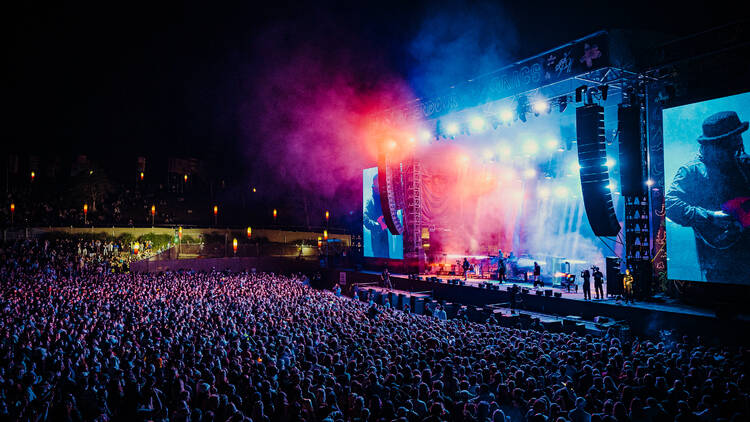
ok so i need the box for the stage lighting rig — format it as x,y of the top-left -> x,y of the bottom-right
600,84 -> 609,101
575,85 -> 587,103
558,96 -> 568,113
516,96 -> 529,123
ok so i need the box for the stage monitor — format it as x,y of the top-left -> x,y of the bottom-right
663,92 -> 750,284
363,167 -> 404,259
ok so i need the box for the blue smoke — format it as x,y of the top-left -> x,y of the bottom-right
407,1 -> 519,99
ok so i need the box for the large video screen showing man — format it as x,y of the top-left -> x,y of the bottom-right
363,167 -> 404,259
663,92 -> 750,284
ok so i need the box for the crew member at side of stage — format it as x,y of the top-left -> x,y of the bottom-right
581,269 -> 591,300
623,268 -> 635,304
593,266 -> 604,299
533,261 -> 542,288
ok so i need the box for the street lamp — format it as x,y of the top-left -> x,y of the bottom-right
213,205 -> 218,226
325,210 -> 330,224
30,171 -> 35,182
184,174 -> 188,183
140,172 -> 144,181
247,227 -> 252,239
83,203 -> 88,225
151,205 -> 156,226
233,238 -> 238,255
10,203 -> 14,225
273,208 -> 277,224
324,229 -> 328,240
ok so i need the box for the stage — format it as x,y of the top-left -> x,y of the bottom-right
341,269 -> 750,344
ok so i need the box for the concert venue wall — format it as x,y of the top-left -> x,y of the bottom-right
362,167 -> 404,259
663,92 -> 750,284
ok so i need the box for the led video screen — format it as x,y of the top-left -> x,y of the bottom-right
663,92 -> 750,284
362,167 -> 404,259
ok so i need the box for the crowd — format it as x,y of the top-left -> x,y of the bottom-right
0,240 -> 748,421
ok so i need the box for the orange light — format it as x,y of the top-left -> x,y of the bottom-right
325,210 -> 330,221
232,238 -> 238,253
30,171 -> 35,181
10,203 -> 14,213
252,187 -> 256,193
273,209 -> 277,218
178,226 -> 183,239
151,205 -> 155,216
246,227 -> 252,238
213,205 -> 218,216
184,174 -> 188,182
140,172 -> 144,181
83,204 -> 88,214
317,236 -> 322,248
323,229 -> 328,240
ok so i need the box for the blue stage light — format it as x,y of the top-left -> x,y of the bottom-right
499,108 -> 514,123
446,122 -> 459,136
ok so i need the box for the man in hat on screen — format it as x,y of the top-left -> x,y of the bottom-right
666,111 -> 750,283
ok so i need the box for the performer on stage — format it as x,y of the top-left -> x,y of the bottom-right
533,262 -> 543,288
462,257 -> 470,280
623,268 -> 634,304
593,266 -> 604,299
581,268 -> 591,300
381,267 -> 392,291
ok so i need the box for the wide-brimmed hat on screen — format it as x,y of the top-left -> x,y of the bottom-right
698,111 -> 748,144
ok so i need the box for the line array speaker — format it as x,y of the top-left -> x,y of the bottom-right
576,104 -> 621,236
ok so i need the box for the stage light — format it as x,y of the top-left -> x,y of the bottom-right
498,144 -> 512,158
419,129 -> 432,141
646,179 -> 655,187
532,100 -> 549,115
408,137 -> 416,144
608,181 -> 617,191
387,139 -> 397,150
554,186 -> 569,198
469,116 -> 486,132
482,149 -> 494,160
606,158 -> 616,168
523,168 -> 537,179
559,96 -> 568,113
538,187 -> 551,198
545,138 -> 559,150
522,140 -> 539,155
570,162 -> 581,173
516,96 -> 528,122
446,122 -> 459,136
499,108 -> 514,123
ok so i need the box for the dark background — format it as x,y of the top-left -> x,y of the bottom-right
5,0 -> 746,227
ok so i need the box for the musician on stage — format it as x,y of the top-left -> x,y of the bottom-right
381,267 -> 393,291
623,268 -> 635,304
666,111 -> 750,283
532,262 -> 543,288
581,268 -> 591,300
462,257 -> 470,280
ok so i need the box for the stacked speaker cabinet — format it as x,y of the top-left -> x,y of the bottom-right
576,104 -> 621,237
618,100 -> 652,297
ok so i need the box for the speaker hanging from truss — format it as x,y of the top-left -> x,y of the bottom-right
377,152 -> 405,235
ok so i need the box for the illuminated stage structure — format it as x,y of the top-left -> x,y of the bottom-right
363,25 -> 750,302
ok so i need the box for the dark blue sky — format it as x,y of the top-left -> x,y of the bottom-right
7,0 -> 742,159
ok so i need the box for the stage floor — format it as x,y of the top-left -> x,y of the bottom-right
362,271 -> 725,319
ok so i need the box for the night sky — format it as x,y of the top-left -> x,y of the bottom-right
7,0 -> 743,191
